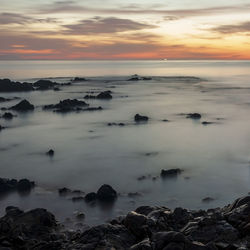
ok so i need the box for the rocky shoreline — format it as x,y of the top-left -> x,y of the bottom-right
0,194 -> 250,249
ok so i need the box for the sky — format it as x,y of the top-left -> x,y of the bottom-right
0,0 -> 250,60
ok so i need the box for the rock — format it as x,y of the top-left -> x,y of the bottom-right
108,122 -> 125,126
84,94 -> 96,99
186,113 -> 202,119
162,119 -> 169,122
152,231 -> 186,250
17,179 -> 35,192
43,99 -> 89,112
58,187 -> 71,196
0,79 -> 34,92
124,211 -> 148,239
161,168 -> 182,178
72,77 -> 87,82
134,114 -> 149,122
83,106 -> 102,111
0,177 -> 34,194
33,80 -> 57,90
85,192 -> 97,202
202,121 -> 214,125
0,124 -> 5,131
97,184 -> 117,202
10,99 -> 34,111
128,77 -> 140,81
46,149 -> 54,157
2,112 -> 14,119
96,91 -> 112,99
53,87 -> 60,91
130,238 -> 152,250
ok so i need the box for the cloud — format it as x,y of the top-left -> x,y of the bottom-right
0,12 -> 59,25
63,17 -> 157,35
38,1 -> 250,18
211,21 -> 250,34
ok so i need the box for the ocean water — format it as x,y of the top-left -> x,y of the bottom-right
0,60 -> 250,227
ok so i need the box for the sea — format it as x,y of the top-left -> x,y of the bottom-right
0,60 -> 250,227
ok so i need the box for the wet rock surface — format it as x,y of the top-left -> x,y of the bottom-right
33,79 -> 57,90
1,195 -> 250,249
84,90 -> 112,100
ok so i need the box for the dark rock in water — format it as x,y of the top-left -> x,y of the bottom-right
2,112 -> 14,119
46,149 -> 54,157
75,212 -> 85,220
17,179 -> 35,192
108,122 -> 125,126
0,177 -> 34,194
128,77 -> 140,81
96,91 -> 112,99
10,99 -> 34,111
58,187 -> 71,196
84,94 -> 96,99
43,99 -> 89,112
97,184 -> 117,202
85,192 -> 97,202
142,77 -> 152,80
186,113 -> 202,119
0,97 -> 12,102
0,79 -> 34,92
202,121 -> 214,125
53,87 -> 60,91
0,124 -> 4,131
161,168 -> 182,177
83,106 -> 102,111
34,79 -> 57,90
72,77 -> 87,82
134,114 -> 149,122
202,197 -> 215,203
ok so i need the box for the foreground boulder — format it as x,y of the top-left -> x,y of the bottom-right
10,99 -> 34,111
0,195 -> 250,249
134,114 -> 149,122
0,79 -> 34,92
2,112 -> 14,119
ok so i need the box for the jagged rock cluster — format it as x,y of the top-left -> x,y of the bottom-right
0,196 -> 250,249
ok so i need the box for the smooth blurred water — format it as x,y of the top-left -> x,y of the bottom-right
0,60 -> 250,227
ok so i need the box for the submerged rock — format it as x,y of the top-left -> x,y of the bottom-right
134,114 -> 149,122
10,99 -> 34,111
202,121 -> 214,125
0,79 -> 34,92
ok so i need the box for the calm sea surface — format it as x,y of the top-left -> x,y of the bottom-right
0,60 -> 250,226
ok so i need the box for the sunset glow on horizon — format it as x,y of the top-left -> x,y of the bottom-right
1,0 -> 250,60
